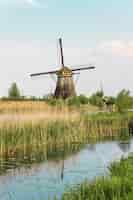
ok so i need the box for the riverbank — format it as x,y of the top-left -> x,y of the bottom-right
60,154 -> 133,200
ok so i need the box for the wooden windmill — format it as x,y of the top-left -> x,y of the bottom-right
30,38 -> 95,99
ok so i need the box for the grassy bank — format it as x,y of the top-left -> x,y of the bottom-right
60,154 -> 133,200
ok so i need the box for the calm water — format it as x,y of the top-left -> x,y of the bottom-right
0,139 -> 133,200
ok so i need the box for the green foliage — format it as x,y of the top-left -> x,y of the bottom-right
116,89 -> 133,112
67,95 -> 89,107
95,90 -> 104,98
89,89 -> 133,112
45,97 -> 65,107
89,90 -> 104,108
103,96 -> 116,105
8,82 -> 21,99
78,95 -> 89,104
61,154 -> 133,200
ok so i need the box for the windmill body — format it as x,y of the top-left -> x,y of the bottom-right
30,38 -> 95,99
54,66 -> 76,98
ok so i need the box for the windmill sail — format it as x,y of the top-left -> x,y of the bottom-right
30,38 -> 95,99
71,66 -> 95,72
30,70 -> 58,77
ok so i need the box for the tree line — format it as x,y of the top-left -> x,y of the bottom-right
1,82 -> 133,112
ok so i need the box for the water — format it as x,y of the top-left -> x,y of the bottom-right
0,139 -> 133,200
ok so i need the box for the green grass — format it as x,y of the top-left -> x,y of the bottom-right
60,154 -> 133,200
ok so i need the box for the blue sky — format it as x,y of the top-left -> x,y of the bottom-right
1,0 -> 133,40
0,0 -> 132,97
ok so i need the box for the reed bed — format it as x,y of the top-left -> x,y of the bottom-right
0,113 -> 131,158
60,154 -> 133,200
0,100 -> 49,113
0,101 -> 132,158
0,100 -> 75,114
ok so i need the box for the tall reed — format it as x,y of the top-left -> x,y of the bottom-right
0,114 -> 131,158
0,101 -> 132,158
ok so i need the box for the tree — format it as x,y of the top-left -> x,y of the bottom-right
116,89 -> 133,112
8,82 -> 21,99
89,90 -> 104,108
78,95 -> 89,104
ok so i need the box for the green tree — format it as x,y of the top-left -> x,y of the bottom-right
95,90 -> 104,98
116,89 -> 133,112
8,82 -> 21,99
89,90 -> 104,108
78,95 -> 89,104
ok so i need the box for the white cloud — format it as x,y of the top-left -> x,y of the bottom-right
0,0 -> 48,8
24,0 -> 44,7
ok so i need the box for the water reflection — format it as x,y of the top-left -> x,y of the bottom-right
0,139 -> 133,200
118,140 -> 131,153
87,144 -> 96,152
0,144 -> 84,176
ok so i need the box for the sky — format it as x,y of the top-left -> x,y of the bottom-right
0,0 -> 132,97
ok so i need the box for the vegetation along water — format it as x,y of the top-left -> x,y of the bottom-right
60,153 -> 133,200
0,85 -> 133,199
0,100 -> 132,159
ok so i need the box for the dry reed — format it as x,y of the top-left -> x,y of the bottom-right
0,101 -> 132,158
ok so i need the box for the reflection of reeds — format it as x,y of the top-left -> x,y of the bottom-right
0,143 -> 84,175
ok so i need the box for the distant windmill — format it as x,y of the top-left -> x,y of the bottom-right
30,38 -> 95,99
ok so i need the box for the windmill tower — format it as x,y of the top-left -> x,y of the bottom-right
30,38 -> 95,99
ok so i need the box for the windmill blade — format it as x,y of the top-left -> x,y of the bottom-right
72,72 -> 80,75
71,63 -> 90,68
71,64 -> 94,68
71,66 -> 95,72
30,69 -> 58,77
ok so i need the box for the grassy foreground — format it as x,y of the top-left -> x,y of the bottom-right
60,154 -> 133,200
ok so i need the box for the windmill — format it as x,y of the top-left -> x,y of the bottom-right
30,38 -> 95,99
